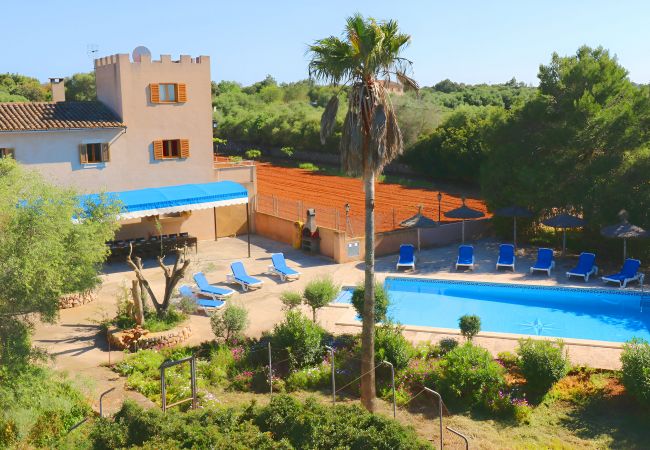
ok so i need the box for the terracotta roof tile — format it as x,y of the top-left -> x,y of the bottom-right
0,102 -> 124,132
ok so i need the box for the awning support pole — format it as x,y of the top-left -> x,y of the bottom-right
213,207 -> 218,241
246,203 -> 251,258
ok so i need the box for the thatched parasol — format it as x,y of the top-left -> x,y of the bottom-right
400,206 -> 438,252
601,210 -> 648,262
542,213 -> 586,256
444,197 -> 485,244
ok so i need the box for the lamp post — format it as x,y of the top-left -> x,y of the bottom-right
344,203 -> 352,236
437,192 -> 442,223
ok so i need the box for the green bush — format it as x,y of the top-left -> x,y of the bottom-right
459,314 -> 481,341
438,343 -> 506,408
0,365 -> 90,448
439,337 -> 459,355
302,276 -> 339,322
516,338 -> 569,394
280,146 -> 294,157
244,149 -> 262,159
254,395 -> 431,449
620,338 -> 650,407
351,282 -> 390,323
280,290 -> 302,310
210,304 -> 249,343
271,310 -> 325,370
375,323 -> 413,370
286,364 -> 331,392
89,396 -> 430,449
298,162 -> 319,171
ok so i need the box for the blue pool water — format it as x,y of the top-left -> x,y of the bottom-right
337,278 -> 650,343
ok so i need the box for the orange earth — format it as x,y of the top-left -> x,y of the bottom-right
255,163 -> 489,233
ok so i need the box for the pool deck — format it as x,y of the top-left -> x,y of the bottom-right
33,236 -> 646,412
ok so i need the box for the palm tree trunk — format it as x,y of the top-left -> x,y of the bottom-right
360,166 -> 377,412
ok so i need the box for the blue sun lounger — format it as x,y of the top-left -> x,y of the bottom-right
396,244 -> 416,270
267,253 -> 301,281
602,258 -> 644,288
193,272 -> 236,298
227,261 -> 263,291
456,245 -> 475,270
529,248 -> 555,276
178,285 -> 225,312
496,244 -> 515,271
566,252 -> 598,282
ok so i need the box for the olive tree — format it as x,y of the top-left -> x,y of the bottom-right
0,158 -> 119,368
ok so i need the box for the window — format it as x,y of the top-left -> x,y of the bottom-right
0,148 -> 14,158
150,83 -> 187,103
163,139 -> 180,158
79,143 -> 109,164
153,139 -> 190,160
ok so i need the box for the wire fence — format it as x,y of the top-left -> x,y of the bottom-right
255,193 -> 460,237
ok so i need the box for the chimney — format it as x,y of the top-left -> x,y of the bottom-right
50,78 -> 65,102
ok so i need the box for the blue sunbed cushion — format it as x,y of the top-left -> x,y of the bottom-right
458,245 -> 474,265
398,245 -> 415,264
196,298 -> 224,308
569,253 -> 596,274
178,285 -> 194,298
533,248 -> 554,269
498,244 -> 515,265
272,253 -> 299,276
193,273 -> 234,296
231,261 -> 262,285
605,259 -> 640,280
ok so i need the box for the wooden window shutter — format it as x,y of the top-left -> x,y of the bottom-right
150,83 -> 160,103
79,144 -> 88,164
177,83 -> 187,102
153,140 -> 164,160
180,139 -> 190,158
101,143 -> 110,162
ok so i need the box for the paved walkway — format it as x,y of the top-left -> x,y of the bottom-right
33,236 -> 643,412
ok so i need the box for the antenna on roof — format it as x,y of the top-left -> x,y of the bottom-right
132,46 -> 152,62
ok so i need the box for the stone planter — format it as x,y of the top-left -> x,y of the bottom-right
107,322 -> 192,351
58,289 -> 97,309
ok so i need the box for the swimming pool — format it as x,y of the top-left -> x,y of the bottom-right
337,278 -> 650,343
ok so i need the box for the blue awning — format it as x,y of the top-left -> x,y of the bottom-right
80,181 -> 248,220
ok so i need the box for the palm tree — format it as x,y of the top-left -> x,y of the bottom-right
308,14 -> 417,412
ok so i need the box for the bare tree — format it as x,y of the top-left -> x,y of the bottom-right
126,244 -> 191,316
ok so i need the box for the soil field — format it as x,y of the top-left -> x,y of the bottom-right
256,163 -> 489,233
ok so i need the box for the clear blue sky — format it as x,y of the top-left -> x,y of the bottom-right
3,0 -> 650,86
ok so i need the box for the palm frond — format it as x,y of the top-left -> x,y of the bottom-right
396,71 -> 419,92
370,104 -> 387,162
320,95 -> 339,145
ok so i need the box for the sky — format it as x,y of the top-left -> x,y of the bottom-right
2,0 -> 650,87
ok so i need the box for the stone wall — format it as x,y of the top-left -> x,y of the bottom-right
107,324 -> 192,351
58,290 -> 97,309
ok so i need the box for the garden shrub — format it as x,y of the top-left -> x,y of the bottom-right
279,290 -> 302,310
620,338 -> 650,407
254,395 -> 431,449
280,146 -> 294,157
302,276 -> 339,322
89,396 -> 430,449
211,304 -> 249,343
459,314 -> 481,341
298,162 -> 319,171
0,365 -> 90,448
497,350 -> 519,370
244,148 -> 262,159
374,323 -> 413,370
351,282 -> 390,323
285,364 -> 331,392
271,310 -> 325,370
438,337 -> 459,355
516,338 -> 569,394
438,343 -> 506,408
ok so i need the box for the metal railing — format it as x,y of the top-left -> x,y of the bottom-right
160,355 -> 198,413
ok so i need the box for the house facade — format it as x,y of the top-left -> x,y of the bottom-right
0,50 -> 255,241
